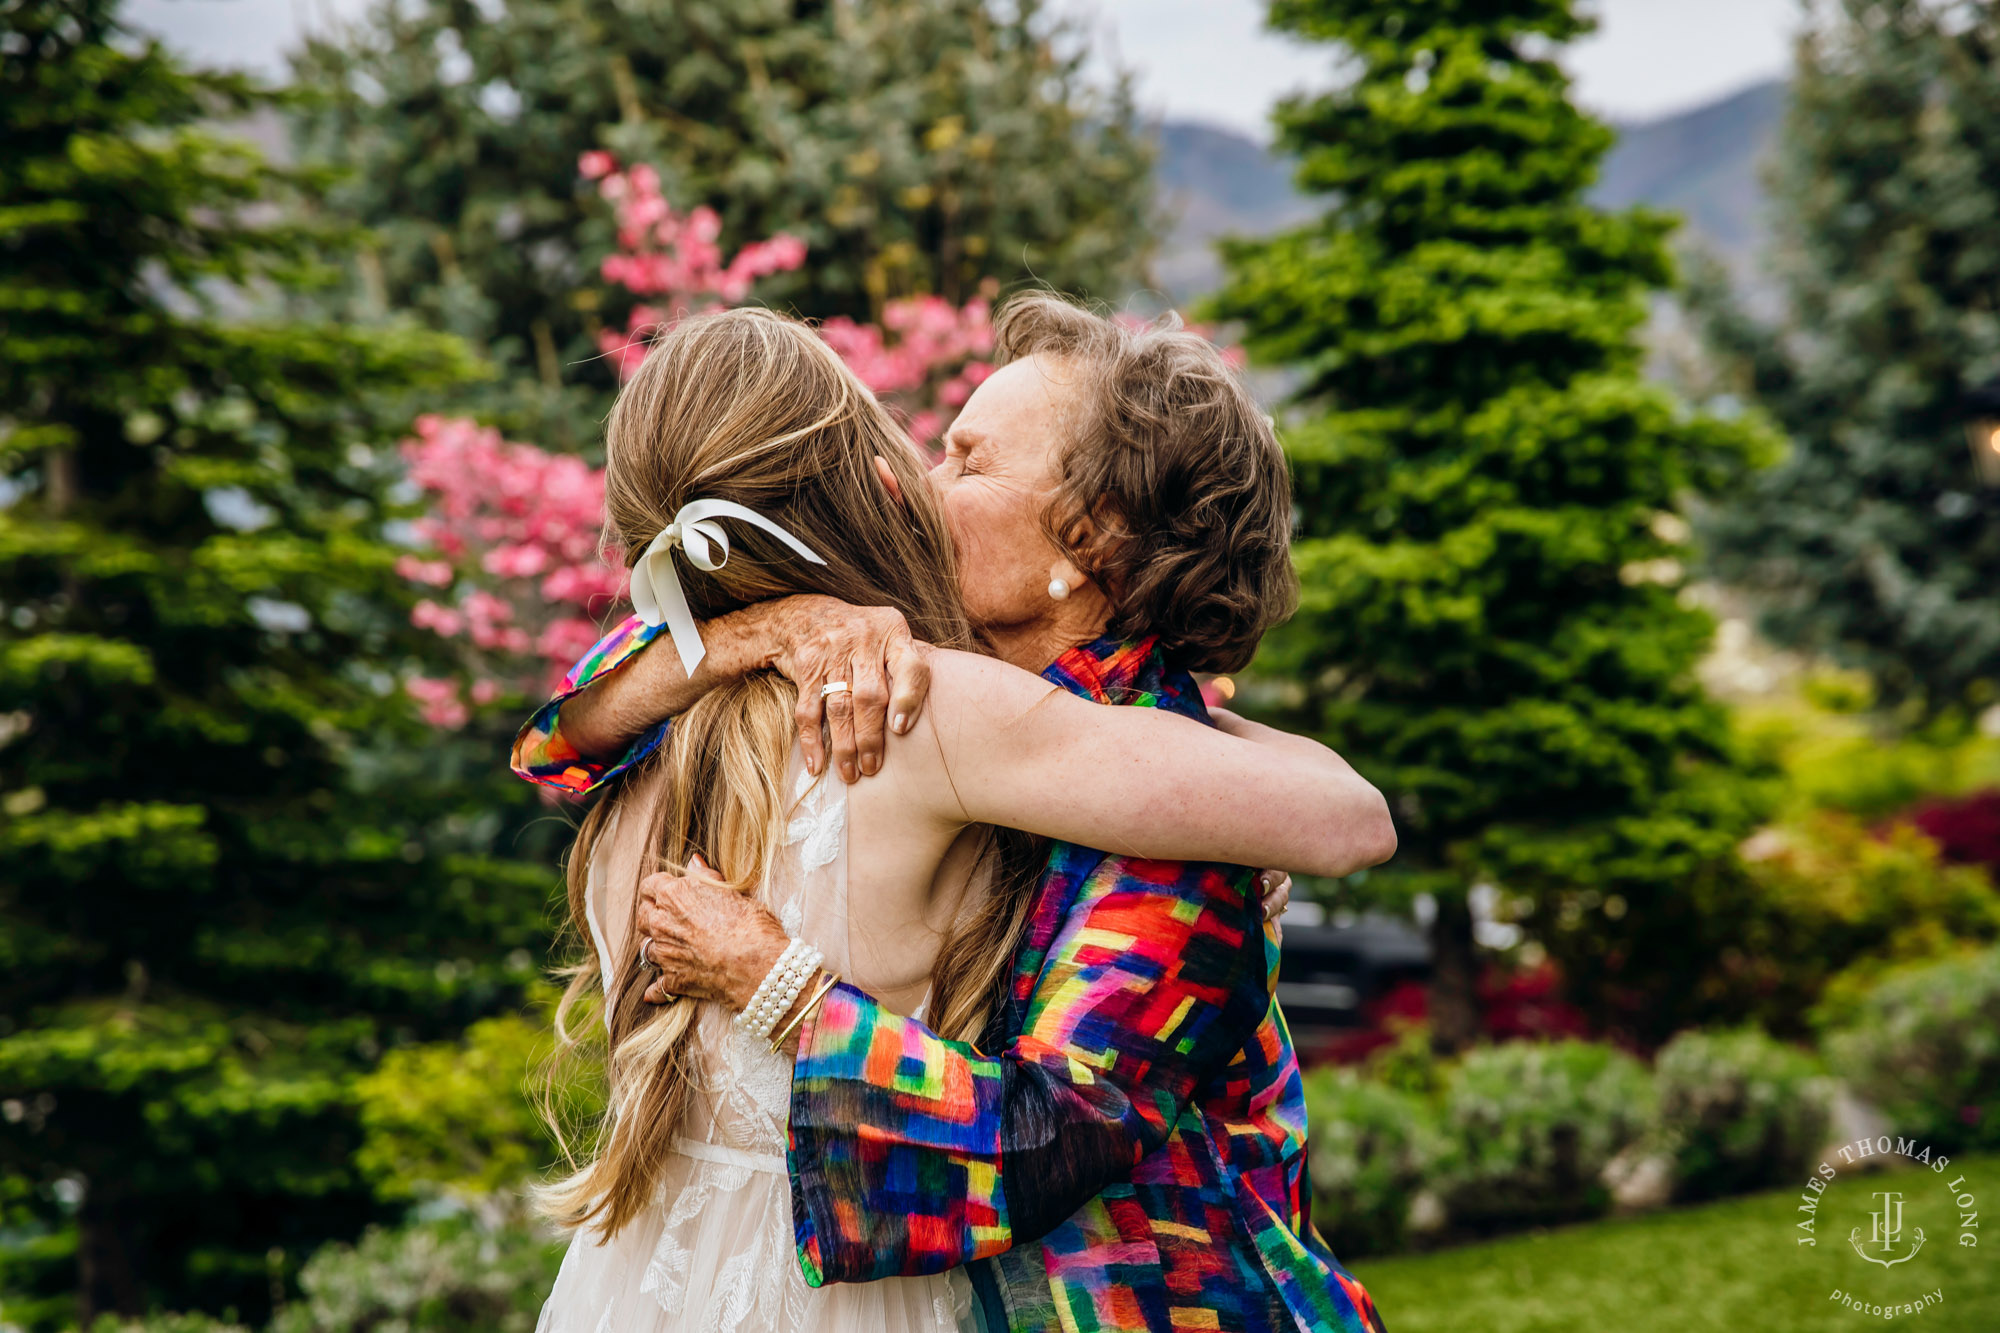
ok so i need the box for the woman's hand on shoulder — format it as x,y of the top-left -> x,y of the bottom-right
737,594 -> 934,784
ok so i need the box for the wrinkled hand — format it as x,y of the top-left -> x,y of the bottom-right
635,855 -> 790,1008
757,595 -> 932,784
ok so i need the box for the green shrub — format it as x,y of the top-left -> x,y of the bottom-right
1708,812 -> 2000,1036
354,1002 -> 598,1207
267,1216 -> 564,1333
1653,1029 -> 1833,1201
1433,1041 -> 1656,1232
1300,1068 -> 1442,1257
88,1318 -> 248,1333
1738,703 -> 2000,823
1825,947 -> 2000,1152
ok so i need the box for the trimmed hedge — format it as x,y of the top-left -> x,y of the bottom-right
1826,947 -> 2000,1152
1653,1028 -> 1832,1200
1301,1068 -> 1439,1257
1430,1040 -> 1656,1232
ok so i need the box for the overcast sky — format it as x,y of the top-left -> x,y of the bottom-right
128,0 -> 1804,137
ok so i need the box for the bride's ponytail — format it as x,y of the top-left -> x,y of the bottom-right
537,674 -> 794,1237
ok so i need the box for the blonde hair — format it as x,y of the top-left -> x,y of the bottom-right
539,309 -> 1038,1238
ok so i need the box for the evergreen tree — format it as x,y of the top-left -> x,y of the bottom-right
0,2 -> 549,1320
1690,0 -> 2000,721
289,0 -> 1157,445
1212,0 -> 1773,1047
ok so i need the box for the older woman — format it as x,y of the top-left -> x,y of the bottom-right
512,295 -> 1392,1333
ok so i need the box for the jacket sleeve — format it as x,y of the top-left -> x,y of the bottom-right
784,851 -> 1269,1285
509,615 -> 669,795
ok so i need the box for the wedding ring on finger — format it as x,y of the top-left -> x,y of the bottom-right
637,938 -> 656,971
821,680 -> 852,698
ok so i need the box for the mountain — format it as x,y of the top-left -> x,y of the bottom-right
1151,120 -> 1319,302
1592,79 -> 1786,275
1150,78 -> 1788,304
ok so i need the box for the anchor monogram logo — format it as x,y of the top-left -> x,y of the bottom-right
1849,1191 -> 1926,1268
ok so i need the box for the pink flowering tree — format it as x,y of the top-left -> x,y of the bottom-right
586,152 -> 996,450
394,155 -> 822,723
395,415 -> 621,724
582,152 -> 809,379
819,288 -> 996,449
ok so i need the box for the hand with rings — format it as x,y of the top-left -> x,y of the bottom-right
633,854 -> 794,1009
753,597 -> 932,785
636,938 -> 675,1001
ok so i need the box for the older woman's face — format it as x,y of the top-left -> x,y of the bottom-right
927,356 -> 1076,636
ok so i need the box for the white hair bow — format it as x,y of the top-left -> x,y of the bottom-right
629,497 -> 826,675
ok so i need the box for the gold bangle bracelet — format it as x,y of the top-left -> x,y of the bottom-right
769,971 -> 840,1053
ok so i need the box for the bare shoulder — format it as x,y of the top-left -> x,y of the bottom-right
919,648 -> 1065,731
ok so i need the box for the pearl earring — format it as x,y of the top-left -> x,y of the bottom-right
1047,578 -> 1071,601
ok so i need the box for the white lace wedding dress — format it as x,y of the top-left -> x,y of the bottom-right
536,752 -> 969,1333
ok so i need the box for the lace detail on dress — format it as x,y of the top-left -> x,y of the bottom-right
785,766 -> 844,873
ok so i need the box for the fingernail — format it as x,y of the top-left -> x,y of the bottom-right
841,763 -> 855,782
892,713 -> 909,734
805,756 -> 819,775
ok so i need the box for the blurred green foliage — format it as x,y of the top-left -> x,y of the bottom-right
1212,0 -> 1777,1046
352,995 -> 601,1209
1429,1040 -> 1654,1233
1824,946 -> 2000,1153
1738,696 -> 2000,822
1651,1028 -> 1832,1202
79,1215 -> 563,1333
1724,812 -> 2000,1034
1299,1067 -> 1439,1258
1688,0 -> 2000,721
288,0 -> 1159,446
267,1216 -> 562,1333
0,2 -> 554,1321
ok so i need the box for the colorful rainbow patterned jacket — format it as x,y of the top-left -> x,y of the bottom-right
512,618 -> 1386,1333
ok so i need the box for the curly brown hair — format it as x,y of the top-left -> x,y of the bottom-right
993,293 -> 1298,673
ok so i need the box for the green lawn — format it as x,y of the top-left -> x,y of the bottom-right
1352,1154 -> 1999,1333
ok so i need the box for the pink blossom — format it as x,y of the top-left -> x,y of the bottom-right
538,616 -> 604,666
410,599 -> 465,638
482,544 -> 548,579
540,563 -> 626,609
585,161 -> 808,381
578,150 -> 616,181
395,554 -> 455,587
405,676 -> 470,729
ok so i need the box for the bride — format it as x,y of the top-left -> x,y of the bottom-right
532,308 -> 1386,1332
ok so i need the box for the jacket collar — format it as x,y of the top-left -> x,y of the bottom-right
1040,634 -> 1206,722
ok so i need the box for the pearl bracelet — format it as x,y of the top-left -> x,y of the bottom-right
737,939 -> 823,1042
737,939 -> 809,1035
749,945 -> 822,1042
